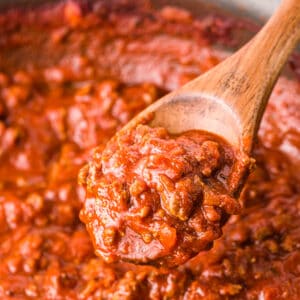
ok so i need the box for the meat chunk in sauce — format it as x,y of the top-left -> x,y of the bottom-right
79,124 -> 250,266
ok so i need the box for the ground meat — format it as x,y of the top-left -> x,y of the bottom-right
0,0 -> 300,299
79,124 -> 248,266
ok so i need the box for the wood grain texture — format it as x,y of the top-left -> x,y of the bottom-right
181,0 -> 300,152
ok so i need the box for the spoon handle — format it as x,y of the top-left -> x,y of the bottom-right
186,0 -> 300,152
232,0 -> 300,145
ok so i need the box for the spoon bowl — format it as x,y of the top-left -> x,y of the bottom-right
149,93 -> 240,148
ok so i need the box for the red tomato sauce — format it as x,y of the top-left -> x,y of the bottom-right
80,125 -> 250,267
0,1 -> 300,299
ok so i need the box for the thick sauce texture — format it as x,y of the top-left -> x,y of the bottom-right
80,125 -> 247,267
1,0 -> 300,299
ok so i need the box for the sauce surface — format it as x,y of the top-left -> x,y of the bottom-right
0,0 -> 300,299
80,125 -> 249,267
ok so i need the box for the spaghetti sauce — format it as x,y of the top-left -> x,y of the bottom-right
0,1 -> 300,299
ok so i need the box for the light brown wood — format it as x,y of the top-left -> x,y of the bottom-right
120,0 -> 300,154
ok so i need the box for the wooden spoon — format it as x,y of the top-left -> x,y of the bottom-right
119,0 -> 300,155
